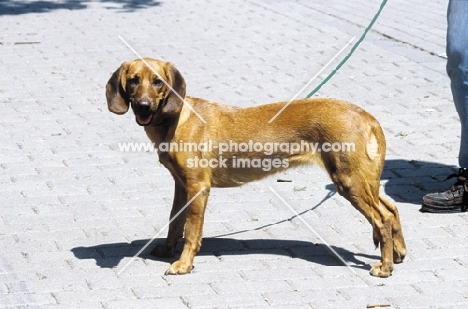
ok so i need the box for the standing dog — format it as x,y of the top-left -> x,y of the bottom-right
106,58 -> 406,277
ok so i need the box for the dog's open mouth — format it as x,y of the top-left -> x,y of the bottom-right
135,113 -> 154,126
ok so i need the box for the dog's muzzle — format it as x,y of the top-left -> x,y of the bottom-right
133,99 -> 154,126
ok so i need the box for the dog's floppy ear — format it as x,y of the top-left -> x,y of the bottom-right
106,63 -> 130,115
162,62 -> 186,116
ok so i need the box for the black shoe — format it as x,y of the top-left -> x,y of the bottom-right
421,168 -> 468,213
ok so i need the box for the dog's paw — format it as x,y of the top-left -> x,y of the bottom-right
151,244 -> 175,258
164,260 -> 194,275
370,262 -> 392,278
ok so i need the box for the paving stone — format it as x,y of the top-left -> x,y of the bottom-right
1,0 -> 466,307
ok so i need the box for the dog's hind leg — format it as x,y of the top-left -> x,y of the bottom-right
379,195 -> 406,263
324,120 -> 405,276
330,171 -> 396,277
323,124 -> 404,277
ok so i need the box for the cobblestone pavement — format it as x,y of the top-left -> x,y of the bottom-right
1,0 -> 466,308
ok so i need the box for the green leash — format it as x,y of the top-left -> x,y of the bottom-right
305,0 -> 388,98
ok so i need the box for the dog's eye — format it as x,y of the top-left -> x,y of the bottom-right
128,77 -> 139,87
153,79 -> 163,87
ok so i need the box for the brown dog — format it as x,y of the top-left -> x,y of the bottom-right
106,58 -> 406,277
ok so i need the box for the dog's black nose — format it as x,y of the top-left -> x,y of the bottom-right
136,99 -> 151,112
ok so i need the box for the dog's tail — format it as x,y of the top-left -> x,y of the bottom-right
368,123 -> 387,250
373,227 -> 380,249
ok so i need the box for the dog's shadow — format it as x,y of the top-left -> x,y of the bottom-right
72,159 -> 457,272
71,237 -> 379,272
72,185 -> 378,272
383,159 -> 459,205
0,0 -> 162,16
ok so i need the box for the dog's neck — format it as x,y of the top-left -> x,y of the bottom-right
144,116 -> 179,146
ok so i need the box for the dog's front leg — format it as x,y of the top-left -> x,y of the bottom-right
165,183 -> 210,275
152,181 -> 187,258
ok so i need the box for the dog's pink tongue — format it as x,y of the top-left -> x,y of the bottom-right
136,114 -> 153,126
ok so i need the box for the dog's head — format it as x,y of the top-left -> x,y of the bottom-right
106,58 -> 186,126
